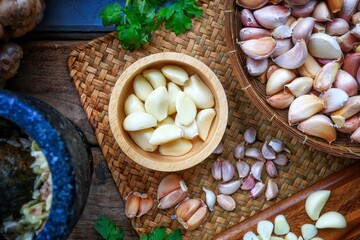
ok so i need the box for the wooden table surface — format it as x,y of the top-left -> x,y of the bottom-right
5,38 -> 138,239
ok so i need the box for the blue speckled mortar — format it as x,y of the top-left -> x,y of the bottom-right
0,90 -> 93,239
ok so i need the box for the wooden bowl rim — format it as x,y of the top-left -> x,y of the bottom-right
224,0 -> 360,159
109,52 -> 228,171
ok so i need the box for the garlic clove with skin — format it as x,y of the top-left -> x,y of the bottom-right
202,187 -> 216,211
236,159 -> 250,178
292,17 -> 315,44
251,161 -> 264,181
253,5 -> 291,29
185,205 -> 208,230
319,88 -> 349,113
272,39 -> 293,58
298,114 -> 337,144
175,198 -> 202,223
137,193 -> 154,217
236,0 -> 269,10
272,39 -> 308,69
244,127 -> 257,144
157,174 -> 184,200
218,180 -> 242,195
290,0 -> 317,17
297,53 -> 321,78
288,95 -> 326,125
266,160 -> 278,178
158,186 -> 188,209
245,147 -> 266,161
234,142 -> 246,159
350,127 -> 360,143
250,182 -> 266,198
240,27 -> 272,41
325,18 -> 349,36
217,194 -> 236,211
222,160 -> 235,182
308,33 -> 343,59
266,92 -> 295,109
312,2 -> 331,22
327,0 -> 344,13
266,179 -> 279,201
262,142 -> 276,160
333,69 -> 358,97
125,192 -> 141,218
240,9 -> 261,27
239,37 -> 276,60
212,158 -> 222,180
331,96 -> 360,128
266,68 -> 297,95
313,61 -> 340,92
241,174 -> 256,190
246,57 -> 269,76
336,114 -> 360,134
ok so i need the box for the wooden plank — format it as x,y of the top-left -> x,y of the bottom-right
214,162 -> 360,240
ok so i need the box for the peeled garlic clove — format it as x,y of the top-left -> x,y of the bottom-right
325,18 -> 349,36
270,237 -> 285,240
240,27 -> 272,41
316,211 -> 347,229
218,180 -> 242,195
266,179 -> 279,201
305,190 -> 331,221
175,92 -> 197,126
337,31 -> 358,52
272,25 -> 292,39
257,220 -> 274,240
158,116 -> 175,127
267,92 -> 295,109
133,75 -> 154,101
319,88 -> 349,113
244,232 -> 260,240
268,138 -> 290,153
301,224 -> 318,240
266,68 -> 296,95
350,127 -> 360,142
272,39 -> 293,58
123,112 -> 157,131
337,114 -> 360,133
241,174 -> 256,190
184,74 -> 214,109
245,147 -> 266,161
266,160 -> 278,178
142,69 -> 166,89
236,160 -> 250,178
290,0 -> 317,17
244,126 -> 257,144
312,2 -> 331,22
251,161 -> 264,181
333,69 -> 358,96
162,65 -> 189,86
203,187 -> 216,211
125,192 -> 141,218
297,114 -> 337,144
254,5 -> 291,29
313,61 -> 340,92
157,174 -> 184,200
292,17 -> 315,43
159,138 -> 193,156
197,108 -> 216,141
342,53 -> 360,80
274,215 -> 289,235
145,86 -> 169,122
234,142 -> 246,159
216,194 -> 236,211
288,95 -> 326,125
239,37 -> 276,60
236,0 -> 269,10
246,57 -> 269,76
137,194 -> 154,217
176,198 -> 202,223
262,142 -> 276,160
241,9 -> 261,27
212,158 -> 222,180
222,160 -> 235,182
297,53 -> 321,78
149,124 -> 183,145
331,96 -> 360,127
185,205 -> 208,230
124,94 -> 145,116
129,128 -> 158,152
273,153 -> 289,166
175,116 -> 198,140
158,187 -> 188,209
338,0 -> 359,21
327,0 -> 344,13
308,33 -> 342,59
272,39 -> 308,69
167,82 -> 182,115
285,232 -> 298,240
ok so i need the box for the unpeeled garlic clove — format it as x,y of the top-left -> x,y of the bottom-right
158,186 -> 188,209
272,25 -> 292,39
337,114 -> 360,133
123,112 -> 157,131
266,92 -> 295,109
319,88 -> 349,113
212,158 -> 223,180
350,127 -> 360,142
175,115 -> 198,140
268,138 -> 290,153
297,53 -> 321,78
213,142 -> 224,155
308,33 -> 343,59
331,96 -> 360,127
133,75 -> 154,101
262,142 -> 277,160
159,138 -> 193,156
218,180 -> 242,195
272,39 -> 293,58
273,153 -> 289,166
241,9 -> 261,27
327,0 -> 344,13
298,114 -> 337,144
176,198 -> 202,223
167,82 -> 182,115
325,18 -> 349,36
313,22 -> 326,33
251,161 -> 264,181
234,142 -> 246,159
254,5 -> 291,29
351,24 -> 360,39
245,147 -> 266,161
244,127 -> 257,144
266,64 -> 281,80
290,0 -> 317,17
129,128 -> 158,152
222,160 -> 235,182
315,211 -> 347,229
266,68 -> 297,95
236,0 -> 269,9
246,57 -> 269,76
312,2 -> 331,22
273,39 -> 308,69
342,53 -> 360,80
240,27 -> 272,41
313,61 -> 340,92
241,174 -> 256,190
338,0 -> 359,21
197,108 -> 216,141
236,160 -> 250,178
149,124 -> 184,145
337,31 -> 358,52
250,182 -> 266,198
157,174 -> 184,200
265,179 -> 279,201
239,37 -> 276,60
203,187 -> 216,211
145,86 -> 169,122
216,194 -> 236,211
125,192 -> 141,218
137,194 -> 154,217
175,91 -> 197,126
124,94 -> 145,116
288,95 -> 326,125
142,69 -> 166,89
266,160 -> 278,178
185,205 -> 208,230
184,74 -> 214,109
333,69 -> 358,96
162,65 -> 189,86
292,17 -> 315,43
353,12 -> 360,24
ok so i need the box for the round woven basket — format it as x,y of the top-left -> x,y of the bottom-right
224,0 -> 360,159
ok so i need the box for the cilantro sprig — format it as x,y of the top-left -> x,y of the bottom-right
94,215 -> 124,240
141,227 -> 182,240
100,0 -> 202,50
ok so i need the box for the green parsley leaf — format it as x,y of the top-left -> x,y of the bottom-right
140,227 -> 182,240
99,3 -> 123,26
94,215 -> 124,240
165,229 -> 182,240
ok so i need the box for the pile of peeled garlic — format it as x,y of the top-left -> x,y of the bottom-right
237,0 -> 360,144
123,65 -> 216,156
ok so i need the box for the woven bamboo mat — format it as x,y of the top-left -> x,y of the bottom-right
67,0 -> 356,238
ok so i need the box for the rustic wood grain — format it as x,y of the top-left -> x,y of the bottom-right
5,40 -> 137,239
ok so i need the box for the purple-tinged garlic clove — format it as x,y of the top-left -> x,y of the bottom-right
336,114 -> 360,133
244,127 -> 257,144
222,160 -> 235,182
241,9 -> 261,27
313,61 -> 340,92
213,142 -> 224,155
266,91 -> 295,109
350,127 -> 360,143
236,160 -> 250,178
245,147 -> 266,161
272,39 -> 293,58
251,161 -> 264,181
218,180 -> 242,195
290,0 -> 317,17
288,95 -> 326,125
272,39 -> 308,69
272,25 -> 293,39
137,193 -> 154,217
266,160 -> 278,178
268,138 -> 290,153
217,194 -> 236,211
337,31 -> 358,52
342,53 -> 360,81
265,179 -> 279,200
273,153 -> 289,166
298,114 -> 337,144
239,37 -> 277,60
338,0 -> 359,21
246,57 -> 269,76
250,182 -> 266,198
212,158 -> 223,180
351,24 -> 360,39
333,69 -> 358,96
125,192 -> 141,218
202,187 -> 216,211
325,18 -> 350,36
253,5 -> 291,29
240,27 -> 272,41
312,2 -> 331,22
176,198 -> 202,223
241,174 -> 256,190
292,17 -> 315,43
157,174 -> 183,201
234,142 -> 246,159
236,0 -> 269,10
158,187 -> 188,209
331,96 -> 360,128
262,142 -> 277,160
319,88 -> 349,113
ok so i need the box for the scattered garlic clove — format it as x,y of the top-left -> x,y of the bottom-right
308,33 -> 342,59
142,69 -> 166,89
315,211 -> 347,228
250,182 -> 266,198
262,142 -> 276,160
133,75 -> 154,101
266,68 -> 297,95
272,39 -> 308,69
266,179 -> 279,201
313,61 -> 340,92
161,65 -> 189,86
203,187 -> 216,211
157,174 -> 184,200
176,198 -> 202,223
123,112 -> 157,131
158,187 -> 188,209
185,205 -> 208,230
274,153 -> 289,166
159,138 -> 193,156
305,190 -> 331,221
149,124 -> 184,145
266,160 -> 278,178
338,0 -> 359,21
217,194 -> 236,211
175,91 -> 197,126
292,17 -> 315,43
236,160 -> 250,178
268,138 -> 290,153
336,114 -> 360,133
297,53 -> 321,78
145,86 -> 169,122
301,224 -> 318,240
244,127 -> 257,144
243,232 -> 260,240
137,193 -> 154,217
240,27 -> 272,41
184,74 -> 215,109
213,142 -> 224,154
125,192 -> 141,218
251,161 -> 264,181
129,128 -> 158,152
253,5 -> 291,29
297,114 -> 337,144
284,77 -> 313,97
266,92 -> 295,109
325,18 -> 349,36
158,116 -> 175,127
288,95 -> 326,125
274,214 -> 290,235
239,37 -> 277,60
245,147 -> 266,161
234,142 -> 246,159
246,57 -> 269,76
218,180 -> 242,195
272,25 -> 292,39
212,158 -> 223,180
272,39 -> 293,58
167,82 -> 182,115
350,127 -> 360,143
312,2 -> 331,22
222,160 -> 235,182
327,0 -> 344,13
175,115 -> 198,140
333,69 -> 358,96
285,232 -> 298,240
257,220 -> 274,240
290,0 -> 317,17
319,88 -> 349,113
241,174 -> 256,190
197,108 -> 216,141
331,96 -> 360,128
124,94 -> 145,116
241,9 -> 261,27
236,0 -> 269,10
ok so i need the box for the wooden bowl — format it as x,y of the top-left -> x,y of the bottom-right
109,52 -> 228,171
225,0 -> 360,159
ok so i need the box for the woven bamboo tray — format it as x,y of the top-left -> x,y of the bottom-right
225,0 -> 360,159
67,0 -> 356,238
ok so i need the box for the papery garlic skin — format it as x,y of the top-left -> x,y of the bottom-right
185,205 -> 208,230
142,69 -> 166,89
129,128 -> 158,152
240,27 -> 271,41
145,86 -> 169,122
123,112 -> 157,131
124,94 -> 145,116
137,194 -> 154,217
157,174 -> 183,200
125,192 -> 141,218
133,75 -> 154,101
176,198 -> 202,223
246,57 -> 269,76
184,74 -> 215,109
